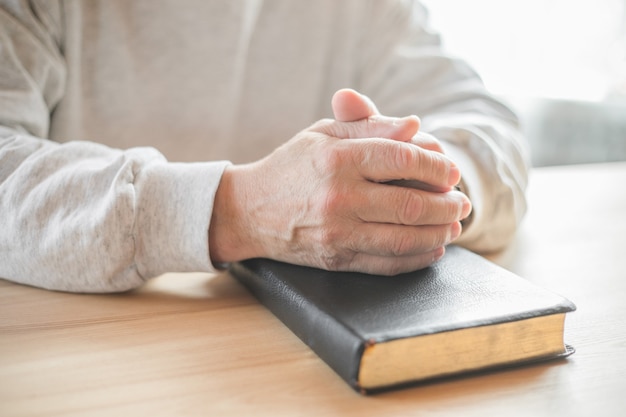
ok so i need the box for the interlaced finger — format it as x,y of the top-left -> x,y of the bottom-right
344,139 -> 460,190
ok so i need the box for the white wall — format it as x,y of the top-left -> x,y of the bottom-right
421,0 -> 626,165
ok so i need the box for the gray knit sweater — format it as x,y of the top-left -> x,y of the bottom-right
0,0 -> 529,292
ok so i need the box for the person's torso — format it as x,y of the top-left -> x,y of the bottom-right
51,0 -> 363,163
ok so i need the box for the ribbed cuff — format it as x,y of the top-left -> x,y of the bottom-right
132,160 -> 231,279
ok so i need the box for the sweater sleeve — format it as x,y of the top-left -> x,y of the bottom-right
356,0 -> 530,253
0,1 -> 229,293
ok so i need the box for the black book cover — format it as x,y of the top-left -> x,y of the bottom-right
230,246 -> 576,393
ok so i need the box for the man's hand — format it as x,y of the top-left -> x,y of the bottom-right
332,88 -> 446,154
209,91 -> 471,275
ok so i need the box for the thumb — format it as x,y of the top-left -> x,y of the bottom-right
311,115 -> 420,142
331,88 -> 379,122
329,89 -> 419,142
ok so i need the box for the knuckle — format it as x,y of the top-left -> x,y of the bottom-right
319,142 -> 348,172
418,148 -> 445,180
318,223 -> 342,248
393,143 -> 418,171
319,182 -> 347,217
319,246 -> 353,272
397,191 -> 426,225
310,118 -> 334,132
364,117 -> 380,138
420,150 -> 438,175
321,253 -> 347,271
389,232 -> 420,257
346,121 -> 362,139
316,224 -> 356,271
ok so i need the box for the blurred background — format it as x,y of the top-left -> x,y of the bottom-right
422,0 -> 626,166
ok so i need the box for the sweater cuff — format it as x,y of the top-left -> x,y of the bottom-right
133,160 -> 231,279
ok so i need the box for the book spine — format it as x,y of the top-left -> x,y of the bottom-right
230,260 -> 365,391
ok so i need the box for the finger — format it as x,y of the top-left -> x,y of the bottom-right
331,88 -> 379,122
351,183 -> 471,226
389,133 -> 449,192
343,138 -> 461,189
347,221 -> 462,256
386,179 -> 451,194
312,116 -> 419,143
331,89 -> 422,143
342,246 -> 446,276
411,131 -> 445,154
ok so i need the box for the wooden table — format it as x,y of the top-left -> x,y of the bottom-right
2,162 -> 625,416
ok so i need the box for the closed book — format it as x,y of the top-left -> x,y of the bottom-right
230,245 -> 576,394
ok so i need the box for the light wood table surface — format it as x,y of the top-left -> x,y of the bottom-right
2,162 -> 626,416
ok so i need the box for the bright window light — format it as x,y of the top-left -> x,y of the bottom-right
421,0 -> 626,102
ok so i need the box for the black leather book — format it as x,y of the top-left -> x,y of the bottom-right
230,246 -> 576,394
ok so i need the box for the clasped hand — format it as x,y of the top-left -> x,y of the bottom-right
210,89 -> 472,275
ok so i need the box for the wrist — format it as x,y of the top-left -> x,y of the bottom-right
208,164 -> 259,265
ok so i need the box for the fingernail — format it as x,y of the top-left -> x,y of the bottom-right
450,221 -> 462,241
403,115 -> 420,126
461,196 -> 472,219
433,246 -> 446,262
448,164 -> 461,186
